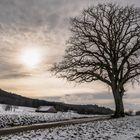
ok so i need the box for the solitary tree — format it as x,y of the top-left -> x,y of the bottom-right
51,3 -> 140,118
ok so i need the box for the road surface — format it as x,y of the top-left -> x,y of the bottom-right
0,115 -> 111,136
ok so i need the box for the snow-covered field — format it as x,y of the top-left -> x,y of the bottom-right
1,116 -> 140,140
0,104 -> 36,112
0,104 -> 101,128
0,112 -> 95,128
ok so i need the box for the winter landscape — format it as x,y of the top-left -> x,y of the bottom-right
0,105 -> 96,128
0,0 -> 140,139
1,116 -> 140,140
0,104 -> 138,140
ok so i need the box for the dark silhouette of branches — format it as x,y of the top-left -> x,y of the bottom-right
51,3 -> 140,117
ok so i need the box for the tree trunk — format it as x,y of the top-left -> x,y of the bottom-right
112,89 -> 125,118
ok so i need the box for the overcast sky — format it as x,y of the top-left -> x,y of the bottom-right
0,0 -> 140,107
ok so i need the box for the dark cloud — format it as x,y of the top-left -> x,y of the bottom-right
59,92 -> 113,100
0,59 -> 31,79
0,72 -> 31,79
0,0 -> 93,31
0,0 -> 94,80
0,0 -> 139,89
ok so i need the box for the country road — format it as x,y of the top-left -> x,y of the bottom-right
0,115 -> 111,136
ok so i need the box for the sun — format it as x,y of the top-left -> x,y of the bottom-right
20,48 -> 41,68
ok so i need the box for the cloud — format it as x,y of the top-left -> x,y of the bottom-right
0,0 -> 96,80
0,0 -> 94,30
0,0 -> 140,101
41,92 -> 114,105
0,59 -> 31,79
0,73 -> 31,79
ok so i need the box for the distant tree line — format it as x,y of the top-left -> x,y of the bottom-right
0,89 -> 113,115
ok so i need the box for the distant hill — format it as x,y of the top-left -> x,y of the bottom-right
0,89 -> 113,115
0,89 -> 50,107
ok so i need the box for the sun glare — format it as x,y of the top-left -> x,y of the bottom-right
20,48 -> 41,68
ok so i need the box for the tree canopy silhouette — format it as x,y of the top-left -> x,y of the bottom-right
51,3 -> 140,118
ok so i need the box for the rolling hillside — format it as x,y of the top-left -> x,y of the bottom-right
0,89 -> 113,115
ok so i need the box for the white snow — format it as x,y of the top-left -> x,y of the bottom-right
0,104 -> 98,128
1,116 -> 140,140
36,106 -> 56,112
0,111 -> 95,128
0,104 -> 36,112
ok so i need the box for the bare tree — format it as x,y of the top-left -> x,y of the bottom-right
51,3 -> 140,118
